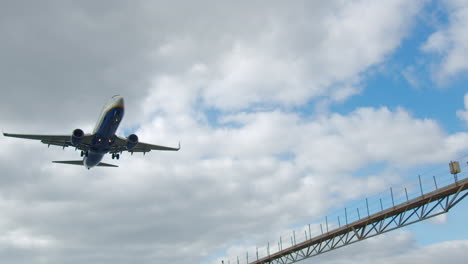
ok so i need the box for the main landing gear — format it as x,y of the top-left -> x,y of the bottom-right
111,153 -> 120,160
80,151 -> 89,157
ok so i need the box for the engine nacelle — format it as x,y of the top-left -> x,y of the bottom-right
126,134 -> 138,150
71,128 -> 84,146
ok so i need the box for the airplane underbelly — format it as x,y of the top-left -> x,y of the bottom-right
84,151 -> 104,168
86,106 -> 123,168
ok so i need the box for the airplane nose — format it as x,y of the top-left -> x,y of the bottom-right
116,96 -> 124,107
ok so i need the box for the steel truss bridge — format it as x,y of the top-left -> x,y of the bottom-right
222,168 -> 468,264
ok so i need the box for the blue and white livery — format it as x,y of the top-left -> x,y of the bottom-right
3,95 -> 180,169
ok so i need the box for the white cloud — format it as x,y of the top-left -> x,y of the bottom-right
428,213 -> 448,225
0,230 -> 55,249
402,66 -> 421,88
456,93 -> 468,122
199,0 -> 424,110
422,0 -> 468,81
138,77 -> 468,262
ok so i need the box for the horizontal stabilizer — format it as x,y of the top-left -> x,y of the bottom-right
52,160 -> 83,166
52,160 -> 118,167
96,162 -> 118,167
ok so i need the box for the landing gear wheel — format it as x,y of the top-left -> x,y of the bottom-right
111,153 -> 115,159
80,151 -> 84,157
116,154 -> 120,160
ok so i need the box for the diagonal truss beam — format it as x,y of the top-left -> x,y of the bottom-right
248,178 -> 468,264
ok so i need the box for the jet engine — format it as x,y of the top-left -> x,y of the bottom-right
126,134 -> 138,150
71,128 -> 84,146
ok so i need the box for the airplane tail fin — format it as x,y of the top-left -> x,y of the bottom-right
52,160 -> 118,167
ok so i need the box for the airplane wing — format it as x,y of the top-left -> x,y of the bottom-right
3,132 -> 93,150
112,136 -> 180,153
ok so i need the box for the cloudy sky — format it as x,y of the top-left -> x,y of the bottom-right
1,0 -> 468,263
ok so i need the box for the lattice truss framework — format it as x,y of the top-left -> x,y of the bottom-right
254,181 -> 468,264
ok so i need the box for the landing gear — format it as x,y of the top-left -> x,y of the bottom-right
81,151 -> 84,157
116,154 -> 120,160
80,151 -> 89,157
112,153 -> 120,160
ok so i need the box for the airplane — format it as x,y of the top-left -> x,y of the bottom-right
3,95 -> 180,169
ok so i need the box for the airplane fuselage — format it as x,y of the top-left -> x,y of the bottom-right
84,96 -> 124,168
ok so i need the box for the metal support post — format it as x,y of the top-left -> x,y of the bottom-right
345,208 -> 348,225
326,216 -> 329,232
419,175 -> 424,195
366,198 -> 370,217
391,187 -> 395,207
